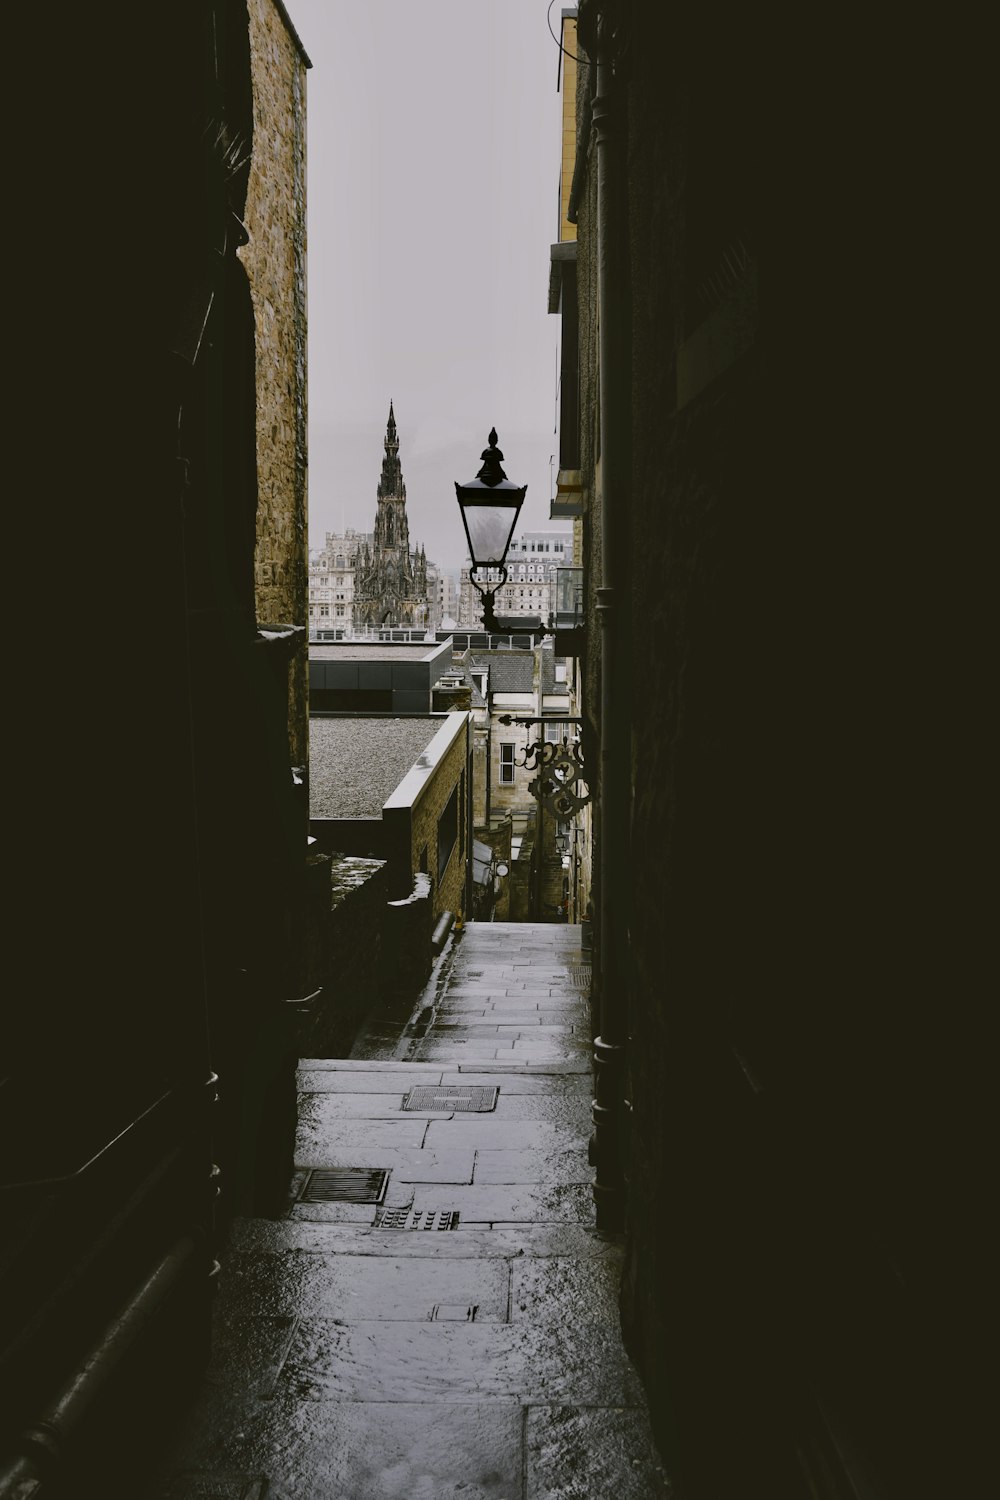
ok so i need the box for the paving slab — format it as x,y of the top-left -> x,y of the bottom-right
299,1058 -> 445,1073
221,1250 -> 511,1322
406,1182 -> 594,1225
229,1219 -> 623,1260
296,1068 -> 442,1091
292,1147 -> 475,1182
293,1114 -> 427,1159
293,1088 -> 409,1109
456,1059 -> 590,1075
526,1406 -> 672,1499
473,1148 -> 592,1185
423,1119 -> 582,1151
283,1318 -> 646,1405
153,1397 -> 524,1500
440,1071 -> 590,1094
511,1255 -> 626,1322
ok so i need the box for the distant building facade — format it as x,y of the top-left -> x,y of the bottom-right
458,528 -> 573,626
308,528 -> 369,632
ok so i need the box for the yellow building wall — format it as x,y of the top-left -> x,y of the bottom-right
559,17 -> 578,243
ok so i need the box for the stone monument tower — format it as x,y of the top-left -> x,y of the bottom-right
354,403 -> 429,628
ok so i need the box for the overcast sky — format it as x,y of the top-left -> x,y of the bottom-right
288,0 -> 572,573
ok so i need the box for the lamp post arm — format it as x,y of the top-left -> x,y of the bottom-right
496,715 -> 583,727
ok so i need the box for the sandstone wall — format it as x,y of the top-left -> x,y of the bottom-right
241,0 -> 309,768
407,724 -> 470,921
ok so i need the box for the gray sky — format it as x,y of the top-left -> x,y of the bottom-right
288,0 -> 572,573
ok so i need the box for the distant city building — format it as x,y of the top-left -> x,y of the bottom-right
435,569 -> 459,626
308,528 -> 368,633
458,528 -> 573,626
354,404 -> 429,630
309,409 -> 449,638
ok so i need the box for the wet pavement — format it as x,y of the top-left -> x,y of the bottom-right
149,922 -> 672,1499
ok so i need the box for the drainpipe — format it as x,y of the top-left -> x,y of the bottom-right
582,0 -> 631,1233
465,715 -> 474,920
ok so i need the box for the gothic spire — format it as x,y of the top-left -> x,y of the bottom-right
378,401 -> 404,499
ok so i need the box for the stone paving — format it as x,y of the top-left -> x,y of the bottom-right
150,922 -> 672,1499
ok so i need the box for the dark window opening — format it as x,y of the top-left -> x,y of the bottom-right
459,770 -> 466,856
310,688 -> 393,712
438,784 -> 459,882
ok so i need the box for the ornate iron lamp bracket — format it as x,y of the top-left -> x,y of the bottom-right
499,716 -> 592,817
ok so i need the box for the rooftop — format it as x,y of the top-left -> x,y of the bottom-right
310,717 -> 445,819
471,651 -> 536,694
310,643 -> 441,662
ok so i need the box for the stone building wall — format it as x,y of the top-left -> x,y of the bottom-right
405,721 -> 470,920
569,7 -> 955,1498
241,0 -> 309,767
471,723 -> 490,826
296,854 -> 390,1057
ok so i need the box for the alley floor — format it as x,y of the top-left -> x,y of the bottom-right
149,922 -> 672,1499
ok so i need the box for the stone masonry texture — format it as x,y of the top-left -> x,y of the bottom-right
242,0 -> 309,769
404,718 -> 469,920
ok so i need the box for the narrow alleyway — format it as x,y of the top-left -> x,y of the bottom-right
149,923 -> 671,1499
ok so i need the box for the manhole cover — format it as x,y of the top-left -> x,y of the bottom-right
402,1085 -> 498,1112
298,1168 -> 388,1204
373,1207 -> 460,1230
567,966 -> 592,989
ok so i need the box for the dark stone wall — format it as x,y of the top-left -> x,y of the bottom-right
296,854 -> 389,1058
573,5 -> 966,1498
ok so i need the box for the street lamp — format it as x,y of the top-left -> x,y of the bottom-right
455,428 -> 527,632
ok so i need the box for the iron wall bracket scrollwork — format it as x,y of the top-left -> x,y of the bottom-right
505,717 -> 592,817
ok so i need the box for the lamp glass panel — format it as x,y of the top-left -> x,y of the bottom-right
462,503 -> 519,567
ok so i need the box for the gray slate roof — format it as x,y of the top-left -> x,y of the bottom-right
470,651 -> 536,694
310,717 -> 443,818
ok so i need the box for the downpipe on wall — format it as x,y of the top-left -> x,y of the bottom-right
586,2 -> 632,1234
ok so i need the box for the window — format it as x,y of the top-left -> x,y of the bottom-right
459,770 -> 466,856
438,784 -> 459,881
500,744 -> 516,784
555,661 -> 567,682
336,605 -> 345,617
320,604 -> 330,616
544,721 -> 561,743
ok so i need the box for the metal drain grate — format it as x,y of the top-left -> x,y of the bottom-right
373,1206 -> 460,1230
567,966 -> 592,990
298,1168 -> 389,1204
402,1084 -> 498,1112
